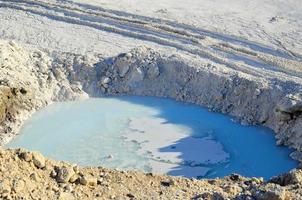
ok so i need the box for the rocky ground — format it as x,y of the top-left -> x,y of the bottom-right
0,148 -> 302,200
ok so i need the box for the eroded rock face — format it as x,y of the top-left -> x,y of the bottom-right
0,40 -> 88,145
2,40 -> 301,155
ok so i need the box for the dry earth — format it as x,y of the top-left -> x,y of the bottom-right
0,148 -> 302,200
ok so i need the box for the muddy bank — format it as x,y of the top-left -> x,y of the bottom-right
0,40 -> 302,199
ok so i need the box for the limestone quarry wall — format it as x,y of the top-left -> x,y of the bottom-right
62,47 -> 302,158
0,40 -> 302,160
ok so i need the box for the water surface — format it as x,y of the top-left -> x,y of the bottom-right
7,96 -> 297,179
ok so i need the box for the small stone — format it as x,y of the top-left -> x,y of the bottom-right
19,151 -> 32,162
19,88 -> 27,95
59,183 -> 67,188
50,169 -> 57,178
127,193 -> 135,199
64,184 -> 73,192
161,180 -> 174,187
52,185 -> 59,192
79,175 -> 97,187
30,172 -> 40,182
73,165 -> 79,173
32,152 -> 46,169
69,174 -> 79,183
56,166 -> 75,183
102,77 -> 111,84
229,174 -> 240,181
251,177 -> 263,184
270,16 -> 277,23
9,40 -> 17,47
97,178 -> 103,185
125,53 -> 132,59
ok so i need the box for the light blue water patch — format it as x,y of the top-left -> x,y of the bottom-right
7,96 -> 297,179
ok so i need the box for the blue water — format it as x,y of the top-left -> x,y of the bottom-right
7,96 -> 297,179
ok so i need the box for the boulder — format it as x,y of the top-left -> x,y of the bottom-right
56,166 -> 75,183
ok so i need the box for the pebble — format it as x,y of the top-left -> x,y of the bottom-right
79,175 -> 97,187
30,172 -> 40,182
102,77 -> 111,84
32,152 -> 46,169
161,180 -> 174,187
69,174 -> 79,183
73,165 -> 80,173
64,184 -> 73,192
50,169 -> 57,178
52,185 -> 59,192
19,151 -> 32,162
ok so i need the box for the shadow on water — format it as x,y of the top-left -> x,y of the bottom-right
7,95 -> 298,179
116,96 -> 298,179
